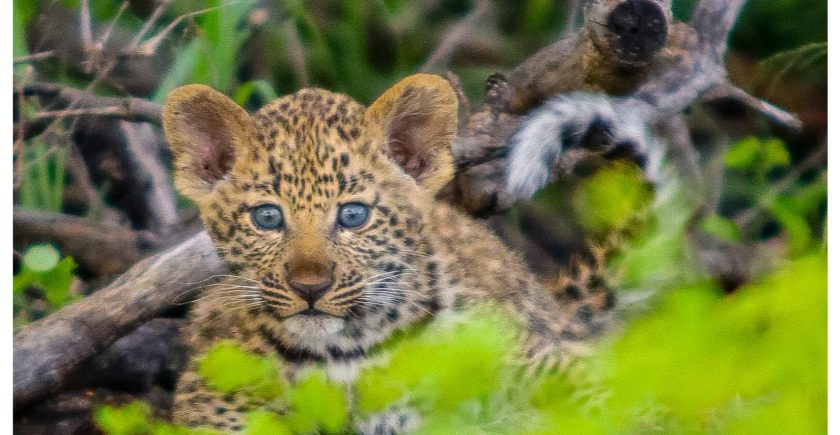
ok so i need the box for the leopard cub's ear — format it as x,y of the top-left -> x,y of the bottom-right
365,74 -> 458,194
163,84 -> 255,202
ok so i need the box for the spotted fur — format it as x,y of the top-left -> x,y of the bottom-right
162,74 -> 614,433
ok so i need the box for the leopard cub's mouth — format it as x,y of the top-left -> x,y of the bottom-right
296,307 -> 339,317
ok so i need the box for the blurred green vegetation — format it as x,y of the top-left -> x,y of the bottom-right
672,0 -> 826,57
96,138 -> 826,433
97,244 -> 826,433
13,244 -> 78,326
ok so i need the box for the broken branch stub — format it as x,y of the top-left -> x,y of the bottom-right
452,0 -> 755,214
496,0 -> 677,115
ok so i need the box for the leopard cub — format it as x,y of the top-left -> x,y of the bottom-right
162,74 -> 612,432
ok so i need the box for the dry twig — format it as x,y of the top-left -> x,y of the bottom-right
15,82 -> 162,141
13,51 -> 58,65
420,0 -> 491,72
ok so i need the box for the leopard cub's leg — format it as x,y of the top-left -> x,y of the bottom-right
523,246 -> 617,375
172,363 -> 269,433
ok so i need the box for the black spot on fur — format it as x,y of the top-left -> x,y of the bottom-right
564,284 -> 582,300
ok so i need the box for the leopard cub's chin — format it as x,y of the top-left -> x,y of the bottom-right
281,313 -> 345,338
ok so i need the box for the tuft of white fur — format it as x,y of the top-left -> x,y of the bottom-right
505,93 -> 665,200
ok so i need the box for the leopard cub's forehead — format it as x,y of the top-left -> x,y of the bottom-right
252,88 -> 368,156
227,88 -> 389,213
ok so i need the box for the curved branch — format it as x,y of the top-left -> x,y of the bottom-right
13,232 -> 224,411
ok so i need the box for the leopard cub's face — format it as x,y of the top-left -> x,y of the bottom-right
163,75 -> 457,338
203,90 -> 431,333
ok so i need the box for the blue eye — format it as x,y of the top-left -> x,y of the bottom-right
252,204 -> 284,229
337,203 -> 370,229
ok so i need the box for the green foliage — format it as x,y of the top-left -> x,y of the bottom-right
13,0 -> 39,59
233,80 -> 279,107
286,370 -> 347,433
600,252 -> 826,432
722,136 -> 825,251
357,307 -> 518,416
14,244 -> 78,323
98,258 -> 826,433
769,196 -> 813,256
96,401 -> 152,435
96,400 -> 221,435
21,243 -> 61,272
17,136 -> 68,213
245,410 -> 293,435
196,342 -> 346,433
700,215 -> 741,243
572,163 -> 653,234
198,341 -> 283,400
725,136 -> 790,173
153,0 -> 258,103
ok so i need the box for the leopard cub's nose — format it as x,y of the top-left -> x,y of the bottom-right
285,259 -> 334,305
287,278 -> 331,305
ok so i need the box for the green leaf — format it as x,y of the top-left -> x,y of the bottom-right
725,136 -> 790,173
761,138 -> 791,170
14,246 -> 77,313
355,365 -> 406,414
725,136 -> 762,169
198,341 -> 283,399
42,256 -> 78,308
356,307 -> 518,415
769,196 -> 812,256
95,401 -> 153,435
22,244 -> 60,272
96,401 -> 222,435
233,80 -> 279,106
13,268 -> 35,295
572,163 -> 652,234
245,410 -> 293,435
701,215 -> 741,242
788,173 -> 827,216
286,370 -> 347,433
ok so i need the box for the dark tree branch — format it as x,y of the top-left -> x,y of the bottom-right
701,83 -> 804,132
16,82 -> 162,141
17,83 -> 179,234
14,207 -> 144,278
497,0 -> 678,115
454,0 -> 790,212
14,232 -> 224,411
